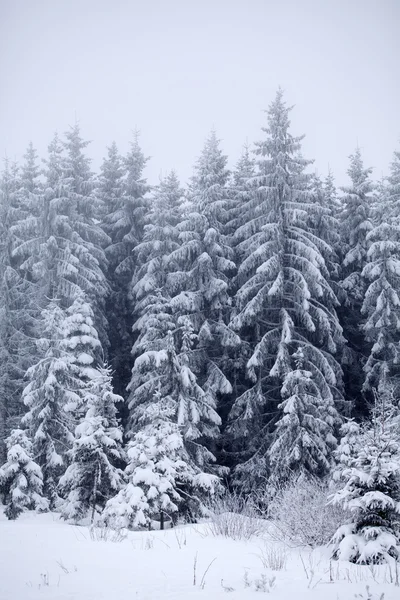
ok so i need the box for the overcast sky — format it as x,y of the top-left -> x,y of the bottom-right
1,0 -> 399,187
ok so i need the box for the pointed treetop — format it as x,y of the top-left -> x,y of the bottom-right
345,147 -> 373,194
43,132 -> 64,189
20,142 -> 41,193
125,131 -> 150,185
193,129 -> 230,191
63,122 -> 92,188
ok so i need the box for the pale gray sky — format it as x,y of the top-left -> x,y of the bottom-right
1,0 -> 399,186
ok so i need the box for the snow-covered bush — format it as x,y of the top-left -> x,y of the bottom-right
204,492 -> 268,540
267,474 -> 348,547
330,392 -> 400,564
0,429 -> 48,519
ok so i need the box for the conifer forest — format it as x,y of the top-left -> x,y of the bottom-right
1,89 -> 400,565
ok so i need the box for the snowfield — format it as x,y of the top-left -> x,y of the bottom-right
0,510 -> 398,600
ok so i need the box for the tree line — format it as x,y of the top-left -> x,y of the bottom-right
0,91 -> 399,558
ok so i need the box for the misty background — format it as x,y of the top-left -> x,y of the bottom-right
1,0 -> 399,185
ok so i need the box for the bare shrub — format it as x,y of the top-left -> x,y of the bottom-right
267,475 -> 349,548
89,524 -> 127,543
258,543 -> 288,570
204,493 -> 268,541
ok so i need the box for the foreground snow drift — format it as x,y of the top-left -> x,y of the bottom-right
0,510 -> 398,600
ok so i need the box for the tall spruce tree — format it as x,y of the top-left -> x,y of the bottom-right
166,131 -> 236,427
102,133 -> 150,397
11,128 -> 109,315
0,159 -> 38,461
228,90 -> 344,490
338,148 -> 374,416
362,147 -> 400,394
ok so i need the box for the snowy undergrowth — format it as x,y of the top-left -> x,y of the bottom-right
0,509 -> 399,600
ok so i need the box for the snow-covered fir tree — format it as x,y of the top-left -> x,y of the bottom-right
61,295 -> 103,407
387,145 -> 400,218
330,388 -> 400,564
11,127 -> 109,321
362,220 -> 400,393
102,133 -> 150,396
129,316 -> 222,471
21,302 -> 81,507
331,419 -> 362,482
61,123 -> 110,348
98,142 -> 127,392
268,348 -> 338,480
310,172 -> 341,281
166,130 -> 235,430
59,367 -> 124,522
228,90 -> 344,490
104,379 -> 220,529
126,308 -> 223,522
0,159 -> 38,461
0,429 -> 48,520
131,169 -> 183,347
339,148 -> 374,415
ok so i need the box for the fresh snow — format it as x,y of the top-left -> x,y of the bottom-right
0,510 -> 399,600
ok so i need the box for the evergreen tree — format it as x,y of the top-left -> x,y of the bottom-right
387,145 -> 400,218
228,90 -> 344,490
20,142 -> 42,195
0,159 -> 38,461
0,429 -> 48,520
331,419 -> 362,482
362,220 -> 400,393
104,385 -> 220,530
62,295 -> 103,402
21,302 -> 81,507
268,349 -> 338,479
59,367 -> 124,522
330,389 -> 400,564
226,144 -> 256,238
166,131 -> 235,426
11,128 -> 109,315
102,133 -> 150,397
339,148 -> 374,416
61,123 -> 109,348
129,319 -> 222,476
310,172 -> 341,281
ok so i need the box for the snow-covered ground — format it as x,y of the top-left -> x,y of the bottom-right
0,510 -> 398,600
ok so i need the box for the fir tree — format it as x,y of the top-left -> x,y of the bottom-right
59,367 -> 124,522
11,128 -> 109,315
61,295 -> 103,400
228,90 -> 344,490
61,123 -> 109,348
387,145 -> 400,218
102,133 -> 150,397
129,320 -> 222,475
104,385 -> 220,530
0,159 -> 38,461
330,389 -> 400,564
166,131 -> 235,425
339,148 -> 374,416
21,302 -> 81,507
362,220 -> 400,393
268,349 -> 338,480
0,429 -> 48,520
98,142 -> 127,393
